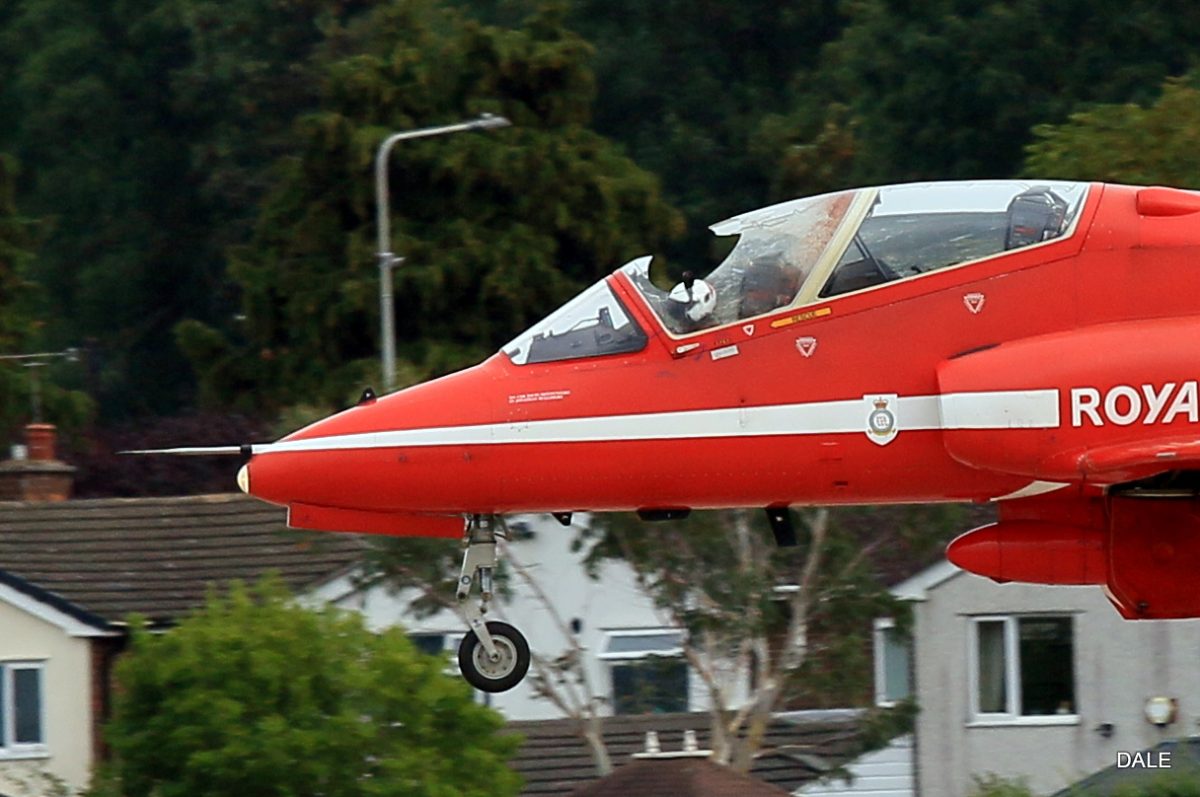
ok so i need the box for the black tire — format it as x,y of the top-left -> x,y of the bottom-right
457,621 -> 531,693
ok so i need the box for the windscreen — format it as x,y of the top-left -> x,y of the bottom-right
503,279 -> 647,365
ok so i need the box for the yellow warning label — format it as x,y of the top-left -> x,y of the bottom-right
770,307 -> 832,329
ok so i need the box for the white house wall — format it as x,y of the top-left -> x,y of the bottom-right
795,735 -> 914,797
308,513 -> 747,720
0,598 -> 94,794
913,570 -> 1200,797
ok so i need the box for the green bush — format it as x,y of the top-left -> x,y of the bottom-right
105,579 -> 521,797
968,773 -> 1036,797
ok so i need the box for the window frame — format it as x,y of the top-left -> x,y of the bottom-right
0,661 -> 47,759
600,629 -> 689,715
966,615 -> 1079,727
408,632 -> 453,657
873,618 -> 911,708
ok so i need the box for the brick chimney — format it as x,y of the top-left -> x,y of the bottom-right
0,424 -> 76,502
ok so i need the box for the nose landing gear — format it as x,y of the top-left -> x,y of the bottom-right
455,515 -> 531,692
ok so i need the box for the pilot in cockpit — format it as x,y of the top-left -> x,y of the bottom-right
665,271 -> 718,333
738,252 -> 799,319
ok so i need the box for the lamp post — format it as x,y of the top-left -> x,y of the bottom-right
375,113 -> 512,392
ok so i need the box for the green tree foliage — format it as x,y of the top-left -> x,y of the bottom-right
967,773 -> 1036,797
0,1 -> 206,416
0,152 -> 40,434
0,153 -> 91,441
754,102 -> 861,202
0,0 -> 374,419
0,156 -> 37,346
8,0 -> 1200,433
566,0 -> 846,262
781,0 -> 1200,187
179,1 -> 682,412
105,579 -> 522,797
1024,74 -> 1200,185
162,0 -> 375,252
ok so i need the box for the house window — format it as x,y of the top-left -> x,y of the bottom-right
969,616 -> 1076,722
874,618 -> 911,706
600,630 -> 688,715
409,633 -> 449,656
0,662 -> 45,753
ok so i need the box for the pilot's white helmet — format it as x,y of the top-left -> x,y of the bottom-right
668,278 -> 717,322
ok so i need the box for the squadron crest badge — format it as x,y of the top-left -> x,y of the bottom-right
864,394 -> 899,446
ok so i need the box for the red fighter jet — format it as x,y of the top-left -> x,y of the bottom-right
146,180 -> 1200,692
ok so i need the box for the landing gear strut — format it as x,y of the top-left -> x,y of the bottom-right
455,515 -> 531,692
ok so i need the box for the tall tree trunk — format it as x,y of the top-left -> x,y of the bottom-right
582,714 -> 613,775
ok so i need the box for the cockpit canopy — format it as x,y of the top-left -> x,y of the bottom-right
627,180 -> 1088,336
503,180 -> 1089,364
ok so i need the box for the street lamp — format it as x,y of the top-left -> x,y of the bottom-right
375,113 -> 512,392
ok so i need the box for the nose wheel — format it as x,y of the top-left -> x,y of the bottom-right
458,620 -> 530,692
455,515 -> 531,693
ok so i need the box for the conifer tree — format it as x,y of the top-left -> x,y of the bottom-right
178,1 -> 681,412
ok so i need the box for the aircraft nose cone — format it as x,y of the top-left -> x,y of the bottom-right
237,463 -> 251,495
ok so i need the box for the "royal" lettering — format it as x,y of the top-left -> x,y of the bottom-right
1070,382 -> 1199,427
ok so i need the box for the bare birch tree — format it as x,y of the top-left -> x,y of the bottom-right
585,504 -> 956,771
502,543 -> 613,775
355,503 -> 958,776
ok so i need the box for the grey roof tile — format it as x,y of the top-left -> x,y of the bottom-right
569,756 -> 793,796
0,494 -> 365,625
507,711 -> 863,796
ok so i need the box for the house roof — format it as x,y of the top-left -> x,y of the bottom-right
507,710 -> 865,796
890,559 -> 963,601
0,494 -> 366,628
1051,738 -> 1200,796
568,756 -> 792,796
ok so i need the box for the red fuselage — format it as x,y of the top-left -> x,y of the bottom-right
243,182 -> 1200,513
239,182 -> 1200,618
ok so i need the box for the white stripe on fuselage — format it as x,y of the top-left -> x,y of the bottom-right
938,389 -> 1060,429
251,389 -> 1061,455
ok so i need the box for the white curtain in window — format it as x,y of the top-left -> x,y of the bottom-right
977,621 -> 1007,713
